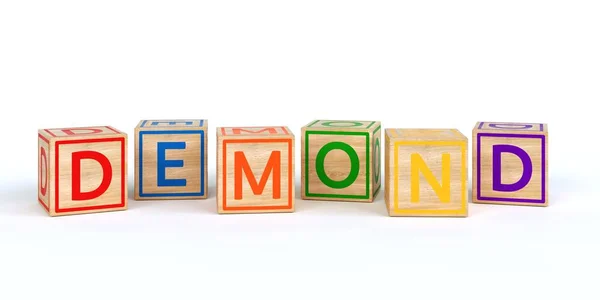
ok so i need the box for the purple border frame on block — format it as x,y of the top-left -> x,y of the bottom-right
477,133 -> 546,204
478,122 -> 544,131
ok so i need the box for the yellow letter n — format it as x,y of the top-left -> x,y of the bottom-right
410,153 -> 451,203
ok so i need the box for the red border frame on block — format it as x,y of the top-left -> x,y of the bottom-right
38,134 -> 50,212
45,126 -> 120,137
222,138 -> 293,211
55,137 -> 125,213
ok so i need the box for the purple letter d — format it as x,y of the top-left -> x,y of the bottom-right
492,145 -> 533,192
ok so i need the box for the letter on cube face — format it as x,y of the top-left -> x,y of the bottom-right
472,122 -> 548,206
301,120 -> 382,202
37,126 -> 127,216
135,120 -> 208,200
384,129 -> 468,217
217,127 -> 294,214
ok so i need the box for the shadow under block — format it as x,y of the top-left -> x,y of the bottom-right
384,129 -> 468,217
216,127 -> 295,214
134,120 -> 208,200
301,120 -> 382,202
472,122 -> 548,207
37,126 -> 128,217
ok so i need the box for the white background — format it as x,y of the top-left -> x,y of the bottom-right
1,1 -> 599,299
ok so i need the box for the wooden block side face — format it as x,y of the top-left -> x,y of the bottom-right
38,134 -> 51,213
475,122 -> 546,134
217,137 -> 294,213
304,120 -> 379,131
43,126 -> 123,137
372,126 -> 382,198
219,126 -> 291,136
473,131 -> 547,206
38,129 -> 53,142
390,129 -> 465,141
53,134 -> 127,216
302,129 -> 371,202
389,140 -> 467,217
135,128 -> 207,199
384,133 -> 391,213
136,120 -> 207,130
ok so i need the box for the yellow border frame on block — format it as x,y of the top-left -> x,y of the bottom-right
393,139 -> 467,216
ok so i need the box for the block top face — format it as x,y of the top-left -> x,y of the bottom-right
385,128 -> 466,141
474,122 -> 547,134
39,126 -> 124,140
303,120 -> 380,131
136,119 -> 207,130
218,126 -> 293,137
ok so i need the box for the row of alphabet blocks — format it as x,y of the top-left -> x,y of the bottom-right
37,120 -> 548,217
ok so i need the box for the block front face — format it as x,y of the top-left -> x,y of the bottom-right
137,130 -> 206,198
476,133 -> 546,205
304,131 -> 370,201
219,138 -> 293,213
477,122 -> 544,132
55,137 -> 126,214
385,129 -> 467,217
38,134 -> 51,212
306,120 -> 378,130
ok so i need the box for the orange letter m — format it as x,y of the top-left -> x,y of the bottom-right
234,151 -> 281,200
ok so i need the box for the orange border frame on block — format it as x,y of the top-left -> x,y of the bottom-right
222,138 -> 293,211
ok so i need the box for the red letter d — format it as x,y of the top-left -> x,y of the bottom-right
72,151 -> 112,201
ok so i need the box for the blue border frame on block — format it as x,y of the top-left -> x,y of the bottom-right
139,130 -> 205,197
140,120 -> 205,127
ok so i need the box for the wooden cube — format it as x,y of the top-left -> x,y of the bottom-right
301,120 -> 382,202
472,122 -> 548,206
134,120 -> 208,200
37,126 -> 128,216
384,129 -> 468,217
216,126 -> 295,214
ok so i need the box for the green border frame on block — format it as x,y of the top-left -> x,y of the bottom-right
304,130 -> 370,199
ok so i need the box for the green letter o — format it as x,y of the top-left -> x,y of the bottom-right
315,142 -> 360,189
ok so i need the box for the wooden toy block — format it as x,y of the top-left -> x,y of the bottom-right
472,122 -> 548,206
134,120 -> 208,200
301,120 -> 382,202
217,127 -> 295,214
37,126 -> 128,216
384,129 -> 468,217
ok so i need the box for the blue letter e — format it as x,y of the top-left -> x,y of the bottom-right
157,142 -> 187,187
